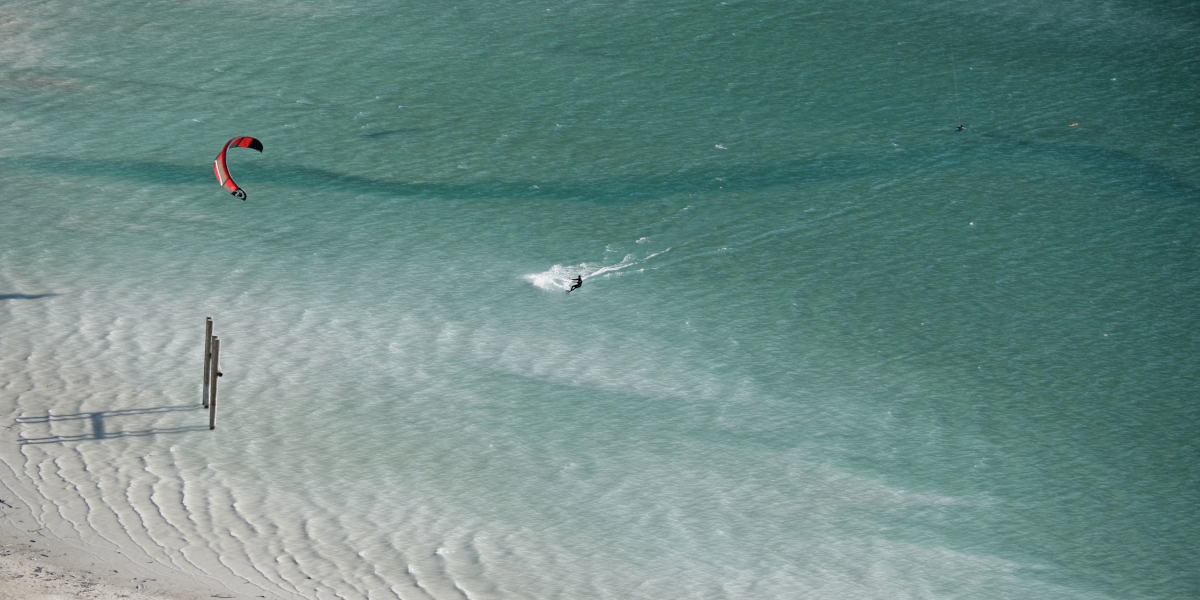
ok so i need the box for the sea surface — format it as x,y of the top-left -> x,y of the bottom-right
1,1 -> 1198,598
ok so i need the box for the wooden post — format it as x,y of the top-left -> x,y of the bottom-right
203,317 -> 213,408
208,336 -> 220,430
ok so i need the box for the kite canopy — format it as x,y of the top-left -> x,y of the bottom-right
213,136 -> 263,200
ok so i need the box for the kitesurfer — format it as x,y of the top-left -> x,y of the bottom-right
567,275 -> 583,293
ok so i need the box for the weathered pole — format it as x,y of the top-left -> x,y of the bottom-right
208,336 -> 220,430
203,317 -> 213,408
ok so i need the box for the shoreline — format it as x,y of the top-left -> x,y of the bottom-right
0,448 -> 279,600
0,484 -> 243,600
0,315 -> 299,600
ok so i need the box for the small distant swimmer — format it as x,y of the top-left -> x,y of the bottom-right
956,124 -> 965,132
567,275 -> 583,293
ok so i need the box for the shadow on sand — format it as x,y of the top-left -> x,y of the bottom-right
16,404 -> 209,445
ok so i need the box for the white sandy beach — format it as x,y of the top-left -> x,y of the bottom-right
0,491 -> 245,600
0,353 -> 288,600
0,539 -> 184,600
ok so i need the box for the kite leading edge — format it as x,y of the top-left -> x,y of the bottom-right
213,136 -> 263,200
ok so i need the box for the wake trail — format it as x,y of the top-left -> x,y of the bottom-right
524,247 -> 672,292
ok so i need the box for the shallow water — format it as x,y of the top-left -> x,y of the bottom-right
2,1 -> 1198,598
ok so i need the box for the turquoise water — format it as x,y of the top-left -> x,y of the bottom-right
2,1 -> 1198,598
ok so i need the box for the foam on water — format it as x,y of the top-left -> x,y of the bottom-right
524,245 -> 672,292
